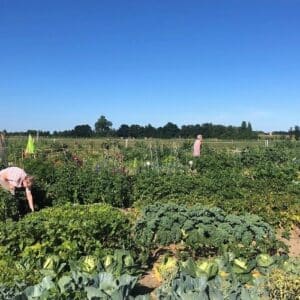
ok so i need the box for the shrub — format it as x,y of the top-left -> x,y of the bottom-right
23,157 -> 132,208
0,189 -> 26,222
268,265 -> 300,299
48,163 -> 132,207
0,204 -> 132,285
132,172 -> 206,207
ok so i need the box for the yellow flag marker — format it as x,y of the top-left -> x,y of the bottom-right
25,134 -> 35,155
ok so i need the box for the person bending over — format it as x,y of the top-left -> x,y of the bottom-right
0,167 -> 35,212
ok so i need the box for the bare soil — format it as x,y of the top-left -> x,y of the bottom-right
278,225 -> 300,257
131,268 -> 160,300
132,244 -> 185,299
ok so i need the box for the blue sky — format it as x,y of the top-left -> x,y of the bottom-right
0,0 -> 299,132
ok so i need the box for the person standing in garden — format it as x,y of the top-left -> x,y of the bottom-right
193,134 -> 203,157
0,167 -> 35,212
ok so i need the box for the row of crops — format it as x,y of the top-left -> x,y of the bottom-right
0,139 -> 299,299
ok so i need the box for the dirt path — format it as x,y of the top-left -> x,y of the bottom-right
131,270 -> 160,299
138,270 -> 161,290
278,225 -> 300,257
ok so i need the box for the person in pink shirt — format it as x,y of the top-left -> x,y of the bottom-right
0,167 -> 35,212
193,134 -> 203,157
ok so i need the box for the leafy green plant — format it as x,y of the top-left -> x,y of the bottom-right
46,162 -> 132,207
134,204 -> 281,261
0,204 -> 133,286
13,271 -> 143,300
268,267 -> 300,300
0,190 -> 18,221
155,253 -> 288,300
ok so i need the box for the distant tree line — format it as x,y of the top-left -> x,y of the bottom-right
51,117 -> 258,139
2,130 -> 51,137
289,125 -> 300,140
3,116 -> 299,140
49,116 -> 259,139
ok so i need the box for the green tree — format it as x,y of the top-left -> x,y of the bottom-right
162,122 -> 180,138
241,121 -> 247,130
202,123 -> 214,138
129,125 -> 144,138
73,124 -> 93,137
144,124 -> 156,138
117,124 -> 130,137
95,115 -> 113,136
247,122 -> 252,132
288,127 -> 294,139
239,121 -> 248,138
294,125 -> 300,140
246,122 -> 257,139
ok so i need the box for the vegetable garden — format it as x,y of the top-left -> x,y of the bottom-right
0,138 -> 299,299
